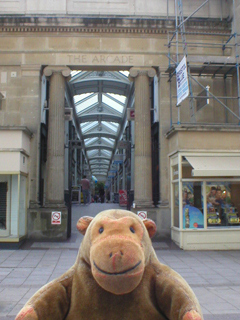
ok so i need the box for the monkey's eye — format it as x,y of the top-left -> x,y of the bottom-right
99,227 -> 104,234
130,226 -> 135,233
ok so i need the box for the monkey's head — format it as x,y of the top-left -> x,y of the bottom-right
77,209 -> 156,295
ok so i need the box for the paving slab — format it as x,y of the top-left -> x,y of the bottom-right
0,203 -> 240,319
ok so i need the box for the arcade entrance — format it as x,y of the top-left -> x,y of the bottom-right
36,67 -> 159,240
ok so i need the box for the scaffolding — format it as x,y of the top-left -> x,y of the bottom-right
166,0 -> 240,127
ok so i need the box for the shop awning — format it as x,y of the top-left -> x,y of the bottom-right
185,156 -> 240,177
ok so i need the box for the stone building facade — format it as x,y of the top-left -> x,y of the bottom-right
0,0 -> 240,249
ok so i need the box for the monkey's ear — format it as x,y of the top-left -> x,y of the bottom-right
76,216 -> 94,235
142,219 -> 157,238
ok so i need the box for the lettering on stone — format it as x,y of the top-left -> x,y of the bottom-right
68,54 -> 88,64
68,54 -> 134,65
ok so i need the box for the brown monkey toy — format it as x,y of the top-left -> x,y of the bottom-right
16,209 -> 203,320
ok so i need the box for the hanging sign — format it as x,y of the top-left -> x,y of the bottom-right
118,141 -> 130,149
113,154 -> 123,164
51,211 -> 62,225
176,56 -> 189,106
127,108 -> 135,121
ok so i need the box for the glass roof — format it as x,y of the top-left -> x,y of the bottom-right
80,121 -> 98,133
68,70 -> 132,181
76,94 -> 98,114
102,94 -> 124,113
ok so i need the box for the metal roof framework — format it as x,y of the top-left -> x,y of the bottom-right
67,70 -> 132,181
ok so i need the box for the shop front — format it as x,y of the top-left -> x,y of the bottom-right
0,127 -> 31,244
167,126 -> 240,250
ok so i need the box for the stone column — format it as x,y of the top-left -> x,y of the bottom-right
21,65 -> 42,208
129,67 -> 156,208
43,66 -> 71,206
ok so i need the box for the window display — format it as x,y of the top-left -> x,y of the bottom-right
182,182 -> 204,229
171,154 -> 240,231
206,182 -> 240,227
170,152 -> 240,250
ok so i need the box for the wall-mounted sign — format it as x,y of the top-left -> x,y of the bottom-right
51,211 -> 61,225
137,211 -> 147,220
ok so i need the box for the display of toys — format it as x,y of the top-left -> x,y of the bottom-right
224,207 -> 240,225
207,209 -> 221,225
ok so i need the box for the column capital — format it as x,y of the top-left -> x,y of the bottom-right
43,65 -> 71,78
129,67 -> 156,79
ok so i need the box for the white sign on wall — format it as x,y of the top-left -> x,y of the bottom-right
176,56 -> 189,106
137,211 -> 147,220
51,211 -> 62,225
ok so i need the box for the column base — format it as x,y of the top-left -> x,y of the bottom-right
44,201 -> 66,208
133,200 -> 154,208
28,205 -> 68,241
131,206 -> 156,217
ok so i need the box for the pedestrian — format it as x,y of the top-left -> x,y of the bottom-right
99,186 -> 105,203
80,175 -> 90,205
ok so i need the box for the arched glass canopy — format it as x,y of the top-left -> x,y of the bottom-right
66,70 -> 132,182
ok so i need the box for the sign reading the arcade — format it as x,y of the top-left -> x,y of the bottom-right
68,54 -> 134,65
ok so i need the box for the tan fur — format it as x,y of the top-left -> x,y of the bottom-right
15,209 -> 203,320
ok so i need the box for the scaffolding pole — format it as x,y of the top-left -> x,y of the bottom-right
233,0 -> 240,121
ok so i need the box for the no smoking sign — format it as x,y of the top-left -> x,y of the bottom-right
137,211 -> 147,220
51,211 -> 62,225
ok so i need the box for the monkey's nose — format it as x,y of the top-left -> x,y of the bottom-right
109,250 -> 123,258
109,251 -> 124,270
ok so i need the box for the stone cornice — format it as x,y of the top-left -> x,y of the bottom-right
0,148 -> 30,157
165,124 -> 240,139
0,16 -> 231,35
0,126 -> 33,137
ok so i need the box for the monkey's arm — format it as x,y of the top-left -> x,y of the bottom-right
15,269 -> 74,320
154,263 -> 203,320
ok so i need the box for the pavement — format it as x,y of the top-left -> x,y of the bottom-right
0,203 -> 240,320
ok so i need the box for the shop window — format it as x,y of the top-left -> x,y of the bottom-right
173,183 -> 179,227
182,182 -> 204,229
206,182 -> 240,227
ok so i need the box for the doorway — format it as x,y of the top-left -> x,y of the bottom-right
0,175 -> 10,237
